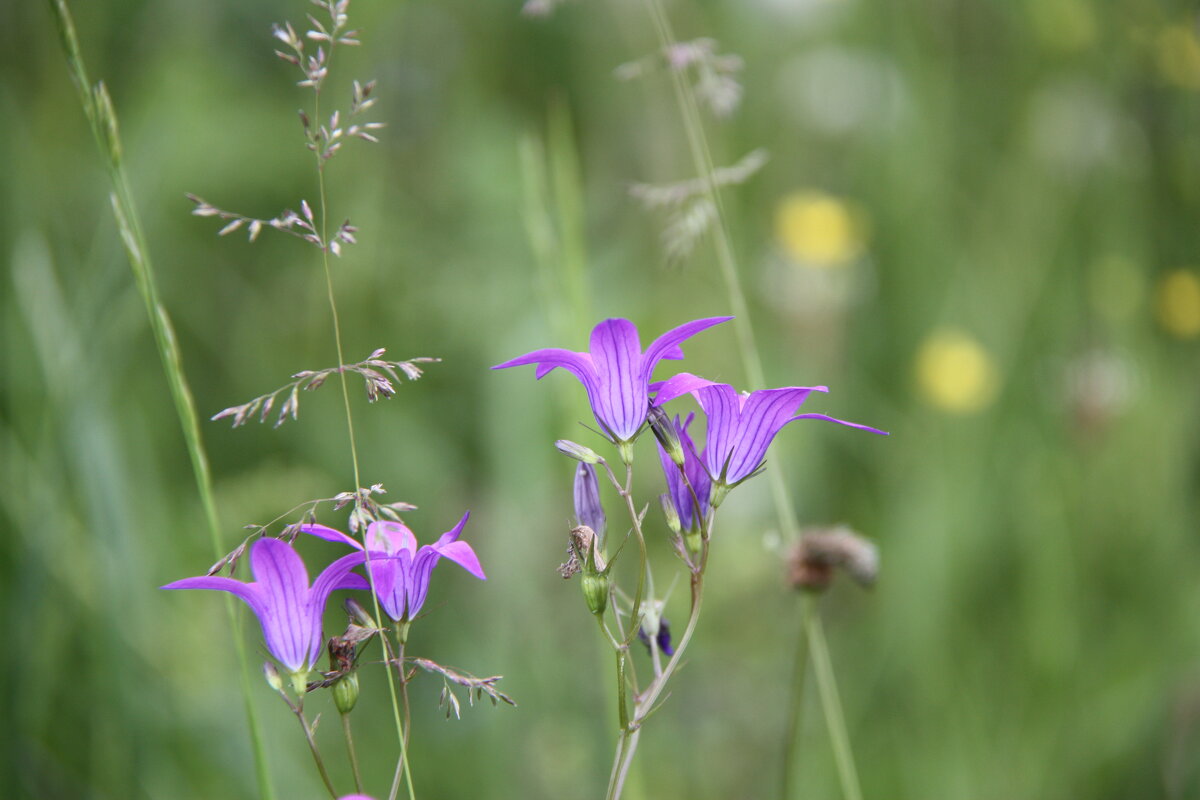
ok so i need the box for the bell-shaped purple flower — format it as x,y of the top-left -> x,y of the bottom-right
161,538 -> 369,674
301,513 -> 485,622
655,412 -> 711,533
657,375 -> 888,487
492,316 -> 731,443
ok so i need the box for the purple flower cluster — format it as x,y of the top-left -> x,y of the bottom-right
496,316 -> 887,529
163,515 -> 484,676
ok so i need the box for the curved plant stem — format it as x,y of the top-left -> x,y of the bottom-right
46,2 -> 275,797
805,600 -> 864,800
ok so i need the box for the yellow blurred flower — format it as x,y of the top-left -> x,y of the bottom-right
775,191 -> 864,268
1156,269 -> 1200,339
915,329 -> 999,414
1156,25 -> 1200,90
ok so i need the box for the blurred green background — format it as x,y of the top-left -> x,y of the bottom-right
4,0 -> 1200,797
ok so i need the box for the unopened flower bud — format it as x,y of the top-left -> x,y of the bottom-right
555,439 -> 602,464
569,526 -> 610,616
333,673 -> 360,714
344,597 -> 376,628
648,405 -> 685,467
573,463 -> 606,539
659,494 -> 682,536
263,662 -> 285,693
581,573 -> 610,616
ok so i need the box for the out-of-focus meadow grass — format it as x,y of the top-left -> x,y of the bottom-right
4,0 -> 1200,798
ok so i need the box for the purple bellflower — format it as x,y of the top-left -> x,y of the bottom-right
656,375 -> 888,491
161,538 -> 369,674
492,317 -> 731,443
301,513 -> 485,623
655,412 -> 712,533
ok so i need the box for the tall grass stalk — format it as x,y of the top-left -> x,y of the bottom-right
638,2 -> 864,798
46,3 -> 275,797
305,30 -> 416,800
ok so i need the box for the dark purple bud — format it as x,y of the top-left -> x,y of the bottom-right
648,405 -> 685,467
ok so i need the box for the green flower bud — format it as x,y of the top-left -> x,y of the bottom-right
555,439 -> 602,464
581,573 -> 611,617
263,662 -> 285,693
659,494 -> 682,536
333,673 -> 360,714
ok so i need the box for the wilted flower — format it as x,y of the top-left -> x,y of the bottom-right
656,376 -> 887,490
492,317 -> 730,443
302,513 -> 485,623
162,538 -> 368,675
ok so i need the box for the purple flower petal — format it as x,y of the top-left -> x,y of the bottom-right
590,319 -> 645,441
406,546 -> 440,618
725,387 -> 825,482
652,372 -> 716,407
436,541 -> 487,581
693,383 -> 742,479
791,413 -> 890,436
250,538 -> 312,672
367,520 -> 417,555
639,316 -> 732,383
434,513 -> 486,580
161,575 -> 266,621
299,523 -> 363,550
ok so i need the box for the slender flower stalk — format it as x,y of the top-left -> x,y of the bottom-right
46,2 -> 275,795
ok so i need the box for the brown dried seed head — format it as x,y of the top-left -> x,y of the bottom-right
786,526 -> 879,593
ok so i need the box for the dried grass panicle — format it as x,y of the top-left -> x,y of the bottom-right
212,350 -> 439,428
630,149 -> 768,209
206,484 -> 416,576
616,37 -> 744,118
408,657 -> 516,719
630,150 -> 767,264
787,526 -> 879,592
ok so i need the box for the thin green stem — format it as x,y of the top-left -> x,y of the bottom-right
296,707 -> 339,800
47,2 -> 274,797
387,639 -> 417,800
342,712 -> 364,794
780,595 -> 813,800
308,38 -> 413,800
805,601 -> 864,800
619,462 -> 649,647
